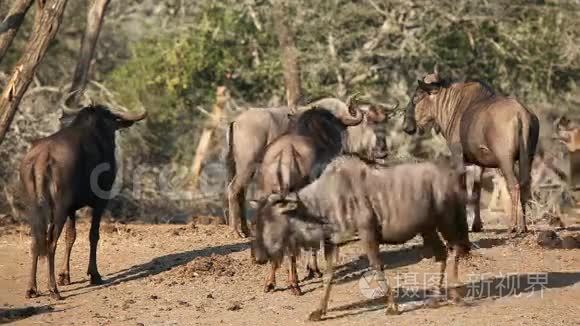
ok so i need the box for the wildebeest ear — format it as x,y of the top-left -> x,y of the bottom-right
417,80 -> 440,94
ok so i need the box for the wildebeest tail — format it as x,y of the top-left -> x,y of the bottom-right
275,150 -> 290,197
30,201 -> 49,257
26,152 -> 52,257
224,122 -> 236,222
517,114 -> 532,188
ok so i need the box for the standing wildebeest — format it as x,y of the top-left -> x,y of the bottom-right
225,96 -> 392,238
252,156 -> 471,321
402,71 -> 539,234
20,104 -> 147,299
255,107 -> 387,295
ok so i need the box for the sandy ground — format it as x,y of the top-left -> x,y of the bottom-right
0,214 -> 579,325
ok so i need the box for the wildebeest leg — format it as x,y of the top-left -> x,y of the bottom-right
287,254 -> 302,296
466,166 -> 484,232
58,215 -> 76,286
227,173 -> 251,238
47,212 -> 66,300
26,236 -> 40,298
446,246 -> 463,303
308,243 -> 337,321
499,162 -> 524,234
304,249 -> 323,281
87,205 -> 105,285
263,259 -> 279,293
422,231 -> 447,307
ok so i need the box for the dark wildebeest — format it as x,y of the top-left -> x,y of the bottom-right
402,71 -> 540,234
225,96 -> 394,238
20,104 -> 147,299
252,155 -> 471,321
254,107 -> 387,295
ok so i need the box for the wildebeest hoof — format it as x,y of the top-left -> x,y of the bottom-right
385,304 -> 400,315
89,274 -> 103,285
448,286 -> 466,303
235,229 -> 249,239
289,284 -> 303,296
308,309 -> 324,321
264,283 -> 275,293
49,290 -> 63,300
471,223 -> 483,232
58,273 -> 71,286
304,269 -> 323,281
25,288 -> 38,299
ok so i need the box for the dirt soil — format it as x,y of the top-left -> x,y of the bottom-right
0,215 -> 579,325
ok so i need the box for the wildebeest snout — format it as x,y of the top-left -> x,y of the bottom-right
252,240 -> 268,265
402,117 -> 417,134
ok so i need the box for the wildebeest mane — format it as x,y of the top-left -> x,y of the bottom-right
289,107 -> 345,150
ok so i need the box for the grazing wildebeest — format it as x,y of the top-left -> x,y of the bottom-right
225,96 -> 393,238
402,71 -> 540,234
252,155 -> 471,321
255,107 -> 387,295
20,104 -> 147,299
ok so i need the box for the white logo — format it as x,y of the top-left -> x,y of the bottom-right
358,270 -> 389,299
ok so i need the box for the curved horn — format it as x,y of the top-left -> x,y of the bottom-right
345,92 -> 360,114
340,107 -> 364,126
60,89 -> 84,114
110,108 -> 148,121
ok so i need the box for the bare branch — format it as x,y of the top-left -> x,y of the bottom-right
0,0 -> 69,145
0,0 -> 34,63
63,0 -> 111,115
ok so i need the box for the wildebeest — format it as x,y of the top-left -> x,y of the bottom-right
402,70 -> 539,234
254,107 -> 387,295
252,155 -> 471,321
20,104 -> 147,299
225,96 -> 394,238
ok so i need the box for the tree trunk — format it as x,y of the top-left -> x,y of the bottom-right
190,86 -> 228,190
0,0 -> 69,146
0,0 -> 34,64
63,0 -> 110,114
271,0 -> 302,107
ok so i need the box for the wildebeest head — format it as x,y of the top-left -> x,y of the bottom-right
402,70 -> 445,135
68,104 -> 148,133
251,193 -> 312,265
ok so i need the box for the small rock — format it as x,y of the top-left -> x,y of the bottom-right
150,295 -> 159,300
226,302 -> 242,311
206,293 -> 214,299
136,323 -> 145,326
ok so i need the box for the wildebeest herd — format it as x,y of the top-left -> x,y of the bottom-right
18,71 -> 541,321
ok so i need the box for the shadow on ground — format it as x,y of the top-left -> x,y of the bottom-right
316,271 -> 580,321
62,241 -> 251,298
0,305 -> 55,324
